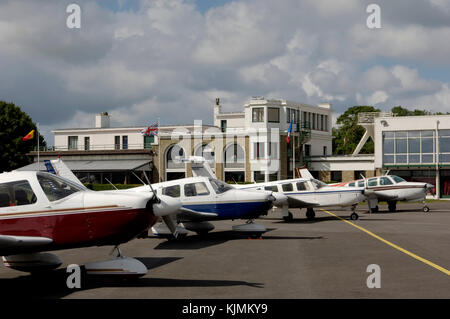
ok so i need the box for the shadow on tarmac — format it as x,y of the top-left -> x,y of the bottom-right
151,228 -> 323,250
0,257 -> 264,299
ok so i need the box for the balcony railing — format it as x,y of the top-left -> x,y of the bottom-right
34,143 -> 153,152
357,112 -> 394,124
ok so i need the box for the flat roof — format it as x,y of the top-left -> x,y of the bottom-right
17,159 -> 152,172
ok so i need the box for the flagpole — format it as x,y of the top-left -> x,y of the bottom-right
293,128 -> 295,179
158,117 -> 161,182
37,123 -> 40,171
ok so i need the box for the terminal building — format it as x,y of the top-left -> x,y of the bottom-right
309,112 -> 450,198
23,97 -> 333,184
22,99 -> 450,198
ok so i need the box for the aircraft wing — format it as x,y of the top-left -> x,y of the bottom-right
177,207 -> 218,221
0,235 -> 53,255
286,195 -> 319,208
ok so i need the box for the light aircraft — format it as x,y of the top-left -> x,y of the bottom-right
0,170 -> 181,276
43,158 -> 275,238
129,177 -> 275,237
331,175 -> 434,213
186,157 -> 366,221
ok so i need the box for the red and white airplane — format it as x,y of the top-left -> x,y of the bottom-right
0,170 -> 181,276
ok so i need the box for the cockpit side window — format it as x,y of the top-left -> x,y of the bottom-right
296,181 -> 310,191
282,183 -> 293,192
379,177 -> 393,186
0,180 -> 37,207
391,176 -> 406,183
357,181 -> 365,187
162,185 -> 180,198
368,178 -> 378,187
184,182 -> 210,197
348,182 -> 355,187
37,173 -> 83,202
311,179 -> 327,190
264,185 -> 279,192
209,179 -> 233,194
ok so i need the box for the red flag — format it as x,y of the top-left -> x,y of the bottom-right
22,130 -> 35,142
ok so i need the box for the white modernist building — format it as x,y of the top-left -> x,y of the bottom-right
24,97 -> 333,184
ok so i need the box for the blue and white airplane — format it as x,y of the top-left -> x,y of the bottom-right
130,177 -> 275,237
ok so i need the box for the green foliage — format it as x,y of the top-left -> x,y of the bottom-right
332,106 -> 380,155
0,101 -> 46,172
391,106 -> 430,116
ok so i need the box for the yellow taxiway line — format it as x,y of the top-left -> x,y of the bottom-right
321,209 -> 450,276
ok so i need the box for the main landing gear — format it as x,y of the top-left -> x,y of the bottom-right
350,204 -> 359,220
283,211 -> 293,222
422,200 -> 430,213
306,208 -> 316,220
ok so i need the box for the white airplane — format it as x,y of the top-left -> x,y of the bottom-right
43,158 -> 275,238
331,175 -> 434,213
0,169 -> 180,276
186,158 -> 366,221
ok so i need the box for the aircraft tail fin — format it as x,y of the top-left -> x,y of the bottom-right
183,156 -> 217,179
45,158 -> 84,186
298,168 -> 314,180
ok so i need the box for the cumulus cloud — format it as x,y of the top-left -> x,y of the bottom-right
0,0 -> 449,145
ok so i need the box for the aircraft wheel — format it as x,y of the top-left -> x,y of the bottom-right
423,206 -> 430,213
306,210 -> 315,220
283,212 -> 293,222
350,213 -> 359,220
388,202 -> 397,212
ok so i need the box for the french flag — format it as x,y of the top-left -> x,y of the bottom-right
286,120 -> 293,143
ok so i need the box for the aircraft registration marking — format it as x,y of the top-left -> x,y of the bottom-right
321,209 -> 450,276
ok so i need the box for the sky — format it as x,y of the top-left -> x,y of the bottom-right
1,0 -> 450,145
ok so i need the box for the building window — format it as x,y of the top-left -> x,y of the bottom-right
439,129 -> 450,163
383,130 -> 435,165
269,142 -> 278,159
253,171 -> 265,183
323,146 -> 327,156
114,136 -> 120,150
224,171 -> 245,183
84,137 -> 90,151
304,144 -> 311,157
221,120 -> 227,132
286,108 -> 291,123
68,136 -> 78,150
330,171 -> 342,183
312,113 -> 316,130
122,136 -> 128,150
267,107 -> 279,123
324,115 -> 328,131
224,143 -> 245,168
253,142 -> 265,159
144,135 -> 154,149
252,107 -> 264,122
166,144 -> 185,169
354,170 -> 365,180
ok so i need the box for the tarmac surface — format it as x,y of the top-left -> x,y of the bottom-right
0,201 -> 449,299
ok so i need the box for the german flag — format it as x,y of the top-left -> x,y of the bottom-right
22,130 -> 35,142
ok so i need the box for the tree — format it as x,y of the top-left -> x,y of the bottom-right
332,105 -> 380,155
391,106 -> 430,116
0,101 -> 46,172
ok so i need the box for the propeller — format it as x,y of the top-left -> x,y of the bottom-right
139,171 -> 180,238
